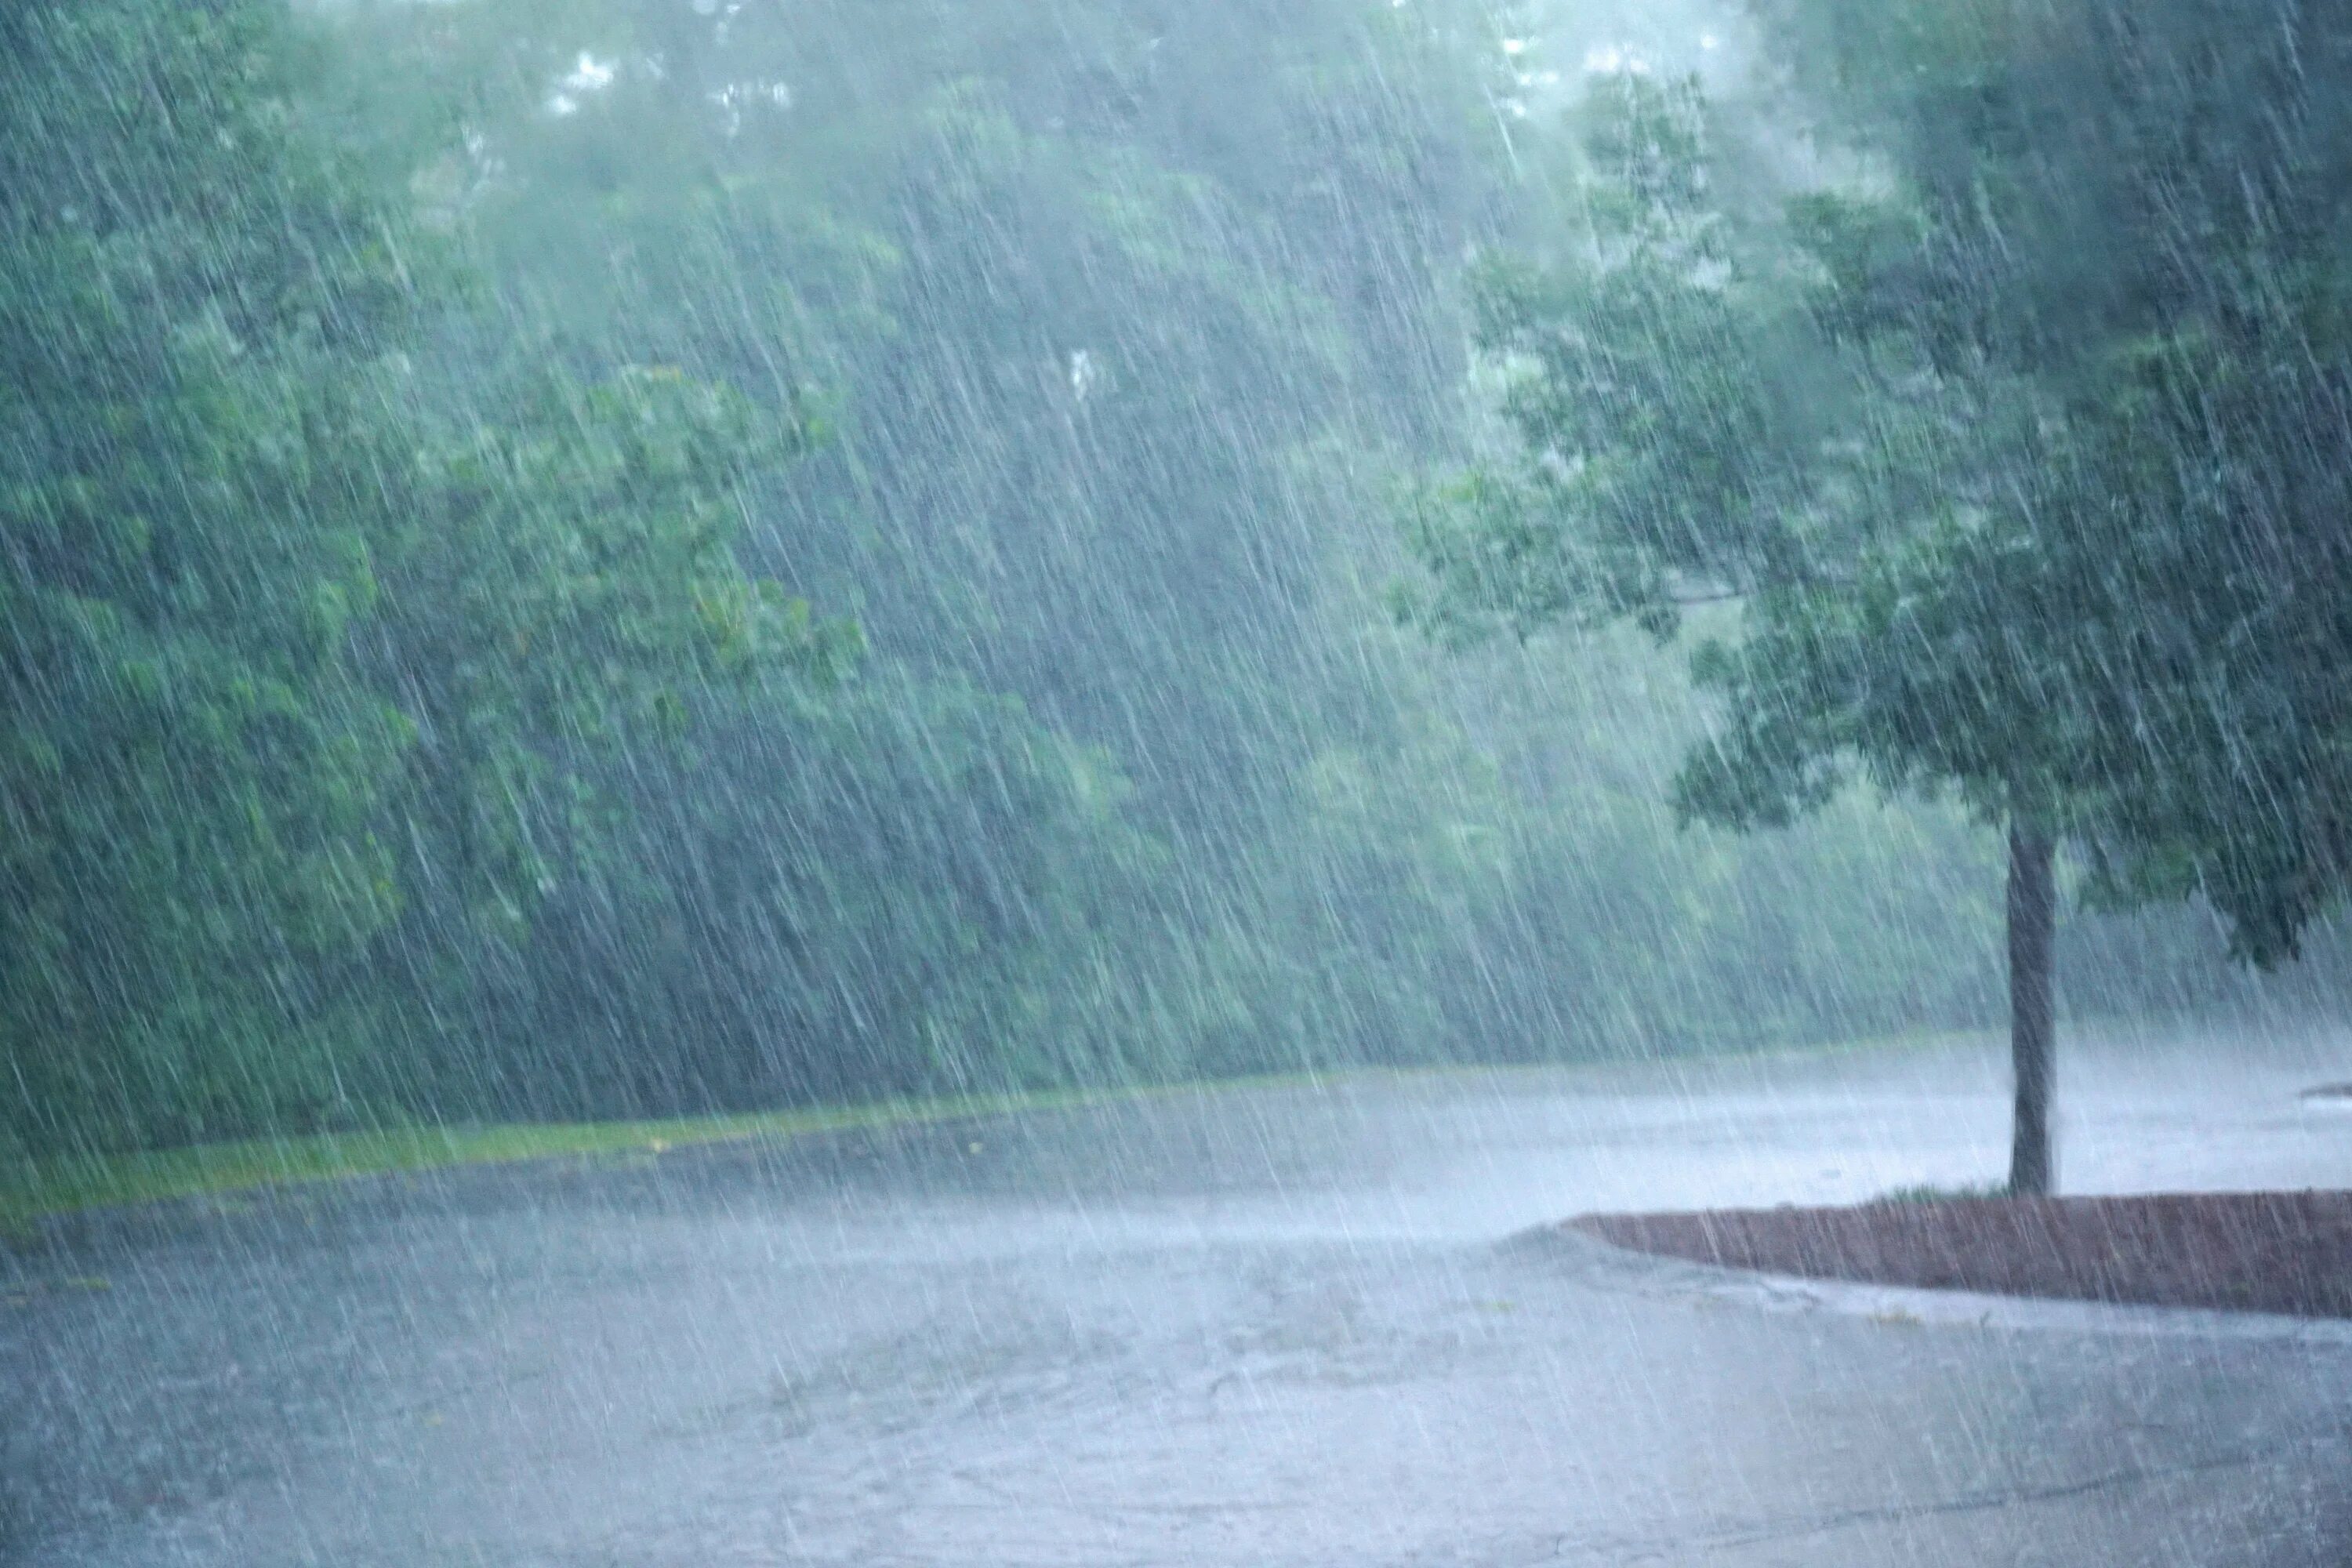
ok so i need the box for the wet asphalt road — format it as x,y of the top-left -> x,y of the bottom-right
7,1027 -> 2352,1567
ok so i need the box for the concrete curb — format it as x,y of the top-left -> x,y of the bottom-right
1521,1224 -> 2352,1347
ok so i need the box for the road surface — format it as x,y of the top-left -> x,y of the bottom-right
8,1025 -> 2351,1566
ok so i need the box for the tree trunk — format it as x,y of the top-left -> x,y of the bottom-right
2006,820 -> 2056,1196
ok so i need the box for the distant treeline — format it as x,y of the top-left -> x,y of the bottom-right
2,0 -> 2328,1159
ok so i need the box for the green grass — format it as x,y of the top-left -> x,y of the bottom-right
0,1029 -> 1990,1240
0,1087 -> 1140,1240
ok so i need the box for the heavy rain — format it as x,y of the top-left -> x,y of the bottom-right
4,1 -> 2350,1563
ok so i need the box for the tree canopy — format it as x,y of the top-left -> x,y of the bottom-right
1402,1 -> 2352,1188
8,0 -> 2337,1163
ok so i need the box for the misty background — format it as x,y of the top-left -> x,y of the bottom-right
8,0 -> 2348,1161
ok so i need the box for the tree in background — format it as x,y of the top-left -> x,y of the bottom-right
381,0 -> 2046,1094
0,0 -> 840,1154
1740,0 -> 2352,1185
1748,0 -> 2352,962
1403,69 -> 2107,1192
1410,2 -> 2352,1191
12,0 -> 2316,1160
1,1 -> 419,1147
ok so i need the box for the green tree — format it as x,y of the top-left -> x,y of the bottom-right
1414,0 -> 2352,1191
1743,0 -> 2352,1180
0,0 -> 419,1149
1750,0 -> 2352,969
0,0 -> 848,1154
1403,71 -> 2089,1189
343,361 -> 855,1101
325,0 -> 1544,1095
403,0 -> 2152,1105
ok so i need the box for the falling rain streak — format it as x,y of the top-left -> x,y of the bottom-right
4,1 -> 2350,1563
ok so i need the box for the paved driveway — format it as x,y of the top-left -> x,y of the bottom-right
8,1026 -> 2350,1566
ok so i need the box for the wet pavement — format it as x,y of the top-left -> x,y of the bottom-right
7,1026 -> 2352,1566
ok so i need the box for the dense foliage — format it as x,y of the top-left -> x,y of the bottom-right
2,1 -> 840,1149
1745,0 -> 2352,971
1400,2 -> 2352,1188
5,0 -> 2336,1159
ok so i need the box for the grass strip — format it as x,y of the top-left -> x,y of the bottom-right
0,1087 -> 1127,1237
0,1029 -> 1989,1238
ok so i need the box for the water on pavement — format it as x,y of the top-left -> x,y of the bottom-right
6,1025 -> 2350,1566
